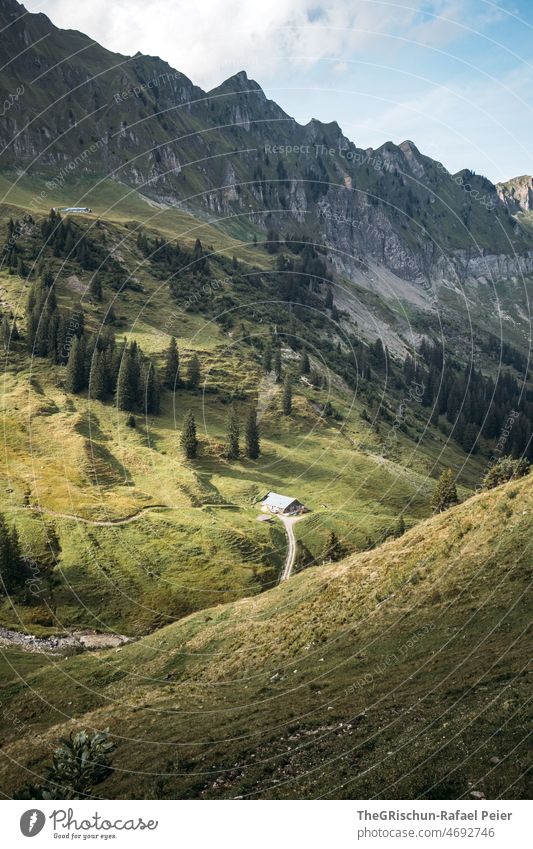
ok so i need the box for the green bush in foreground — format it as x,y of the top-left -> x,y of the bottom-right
23,729 -> 117,800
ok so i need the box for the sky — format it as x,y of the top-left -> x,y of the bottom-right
23,0 -> 533,182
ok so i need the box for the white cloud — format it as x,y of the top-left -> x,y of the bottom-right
24,0 -> 481,88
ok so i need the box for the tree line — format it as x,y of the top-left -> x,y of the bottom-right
413,340 -> 533,459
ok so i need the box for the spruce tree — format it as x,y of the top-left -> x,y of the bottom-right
323,530 -> 342,563
164,336 -> 180,389
1,315 -> 10,348
116,343 -> 138,411
142,360 -> 160,415
262,343 -> 272,373
90,349 -> 107,401
431,469 -> 459,513
226,406 -> 240,460
180,410 -> 198,459
42,267 -> 54,288
300,350 -> 310,375
395,515 -> 406,537
274,348 -> 282,383
187,353 -> 201,391
244,406 -> 260,459
46,310 -> 59,363
65,337 -> 86,394
88,275 -> 103,302
0,514 -> 24,595
282,373 -> 292,416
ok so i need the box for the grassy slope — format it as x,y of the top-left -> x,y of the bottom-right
0,193 -> 483,634
0,473 -> 530,799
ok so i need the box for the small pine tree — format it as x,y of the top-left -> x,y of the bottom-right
395,515 -> 406,537
0,514 -> 25,594
180,410 -> 198,459
88,275 -> 103,302
226,406 -> 240,460
323,530 -> 343,563
262,343 -> 272,374
244,406 -> 260,459
42,268 -> 54,288
300,350 -> 310,375
187,353 -> 201,391
164,336 -> 180,389
274,348 -> 282,383
431,468 -> 459,513
1,315 -> 11,348
282,373 -> 292,416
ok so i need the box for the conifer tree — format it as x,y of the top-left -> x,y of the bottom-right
395,515 -> 406,537
226,406 -> 240,460
142,360 -> 160,415
431,469 -> 458,513
42,267 -> 54,288
46,310 -> 59,363
115,343 -> 139,411
164,336 -> 180,389
244,406 -> 260,459
282,373 -> 292,416
65,337 -> 86,394
323,530 -> 342,563
88,275 -> 103,302
187,353 -> 201,390
180,410 -> 198,459
1,315 -> 11,348
274,348 -> 282,383
0,514 -> 24,595
90,349 -> 107,401
300,350 -> 310,375
262,343 -> 272,374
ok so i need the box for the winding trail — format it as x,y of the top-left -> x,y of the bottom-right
278,514 -> 304,581
19,504 -> 169,526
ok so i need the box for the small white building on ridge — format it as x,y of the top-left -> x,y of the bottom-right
261,491 -> 307,515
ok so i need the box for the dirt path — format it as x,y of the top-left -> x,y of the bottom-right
20,504 -> 168,527
278,514 -> 305,581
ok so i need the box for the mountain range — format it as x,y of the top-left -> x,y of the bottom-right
1,0 -> 533,288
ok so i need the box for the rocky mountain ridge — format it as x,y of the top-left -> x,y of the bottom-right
1,0 -> 532,290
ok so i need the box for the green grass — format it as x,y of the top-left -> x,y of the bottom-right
0,472 -> 530,799
0,171 -> 266,266
0,194 -> 487,635
0,323 -> 479,635
0,174 -> 530,801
